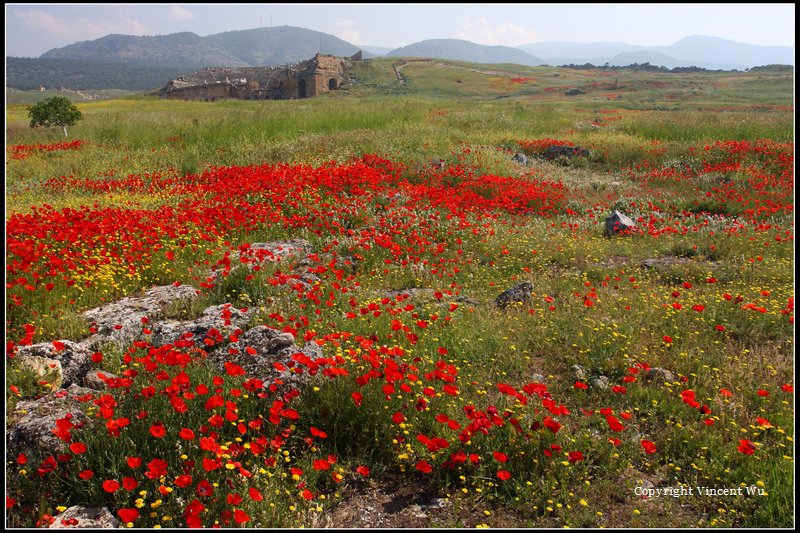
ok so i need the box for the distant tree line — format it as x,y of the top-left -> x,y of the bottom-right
556,62 -> 727,73
6,57 -> 188,91
556,62 -> 792,73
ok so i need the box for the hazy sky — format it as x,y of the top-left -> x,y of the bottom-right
5,3 -> 795,58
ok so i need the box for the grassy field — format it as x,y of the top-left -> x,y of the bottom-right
5,58 -> 794,528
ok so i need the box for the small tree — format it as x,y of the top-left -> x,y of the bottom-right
27,96 -> 83,137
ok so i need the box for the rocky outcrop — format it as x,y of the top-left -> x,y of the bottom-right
15,341 -> 91,387
7,384 -> 94,459
495,282 -> 532,308
150,303 -> 253,347
512,152 -> 528,165
82,284 -> 199,347
540,144 -> 589,160
208,326 -> 323,390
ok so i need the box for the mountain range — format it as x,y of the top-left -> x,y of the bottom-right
6,26 -> 794,92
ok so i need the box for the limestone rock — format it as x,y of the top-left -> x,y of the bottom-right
83,369 -> 118,390
16,355 -> 63,389
495,282 -> 532,308
15,341 -> 90,387
83,284 -> 198,345
590,376 -> 610,390
49,506 -> 121,528
7,384 -> 93,459
605,210 -> 636,236
644,367 -> 676,383
571,365 -> 589,381
540,144 -> 589,160
149,303 -> 253,347
209,326 -> 322,389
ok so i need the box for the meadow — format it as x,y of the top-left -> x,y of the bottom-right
5,58 -> 794,528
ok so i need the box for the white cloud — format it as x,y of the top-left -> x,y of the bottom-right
334,19 -> 362,45
167,5 -> 194,21
455,15 -> 538,46
15,8 -> 152,42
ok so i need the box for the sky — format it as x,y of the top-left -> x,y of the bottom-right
5,3 -> 796,58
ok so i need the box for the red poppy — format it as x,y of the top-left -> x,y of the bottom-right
497,470 -> 512,480
102,479 -> 120,493
641,440 -> 657,454
662,335 -> 673,344
310,427 -> 328,438
542,416 -> 561,433
127,457 -> 142,468
149,422 -> 166,438
606,415 -> 625,432
122,477 -> 138,491
356,465 -> 370,477
178,428 -> 195,440
574,381 -> 588,389
416,460 -> 433,473
301,489 -> 314,500
233,510 -> 250,524
313,459 -> 331,471
737,439 -> 755,455
492,451 -> 508,463
567,451 -> 584,463
117,508 -> 139,524
145,458 -> 168,479
249,487 -> 263,501
175,474 -> 193,488
78,470 -> 94,480
196,479 -> 214,497
351,391 -> 363,406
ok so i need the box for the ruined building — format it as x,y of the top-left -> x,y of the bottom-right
161,52 -> 360,101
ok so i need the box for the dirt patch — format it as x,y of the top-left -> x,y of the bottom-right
316,478 -> 538,528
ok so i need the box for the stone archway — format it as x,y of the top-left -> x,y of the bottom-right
328,78 -> 338,90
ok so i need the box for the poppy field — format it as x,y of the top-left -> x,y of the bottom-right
4,61 -> 794,528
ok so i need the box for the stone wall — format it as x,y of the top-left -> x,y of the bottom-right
161,53 -> 352,101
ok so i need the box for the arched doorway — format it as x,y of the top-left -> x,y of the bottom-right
328,78 -> 338,90
298,79 -> 307,98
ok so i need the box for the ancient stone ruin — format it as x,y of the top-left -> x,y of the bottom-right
161,52 -> 359,101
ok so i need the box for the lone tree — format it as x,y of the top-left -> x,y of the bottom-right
27,96 -> 83,137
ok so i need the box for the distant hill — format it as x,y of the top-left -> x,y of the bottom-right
39,26 -> 369,69
518,35 -> 794,70
6,57 -> 187,91
40,32 -> 247,69
660,35 -> 794,69
386,39 -> 544,66
203,27 -> 370,66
